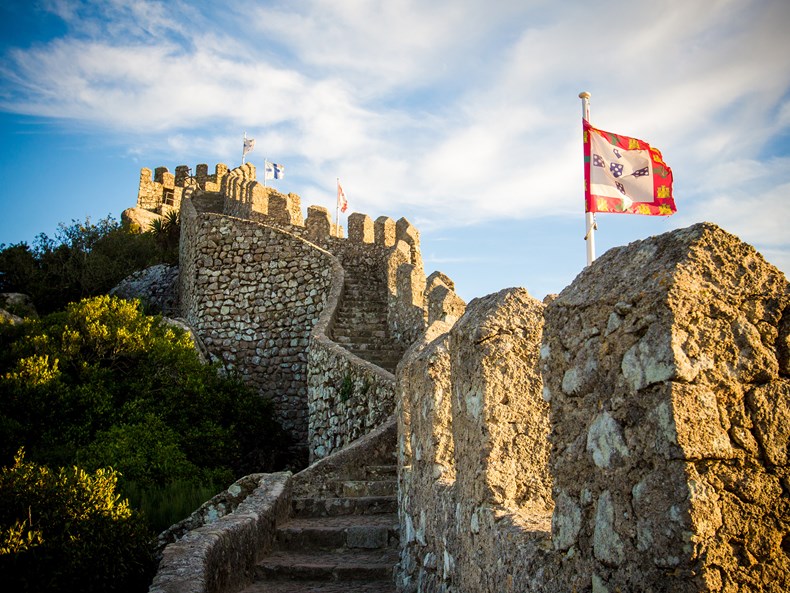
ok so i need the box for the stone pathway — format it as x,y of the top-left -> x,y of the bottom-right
331,262 -> 405,374
238,465 -> 398,593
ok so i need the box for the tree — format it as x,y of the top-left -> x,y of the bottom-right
0,215 -> 162,315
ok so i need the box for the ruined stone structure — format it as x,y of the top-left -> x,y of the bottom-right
137,163 -> 788,593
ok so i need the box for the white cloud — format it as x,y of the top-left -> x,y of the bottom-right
1,0 -> 789,245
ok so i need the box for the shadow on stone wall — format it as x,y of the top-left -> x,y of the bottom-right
398,223 -> 790,593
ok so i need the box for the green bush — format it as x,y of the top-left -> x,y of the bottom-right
0,294 -> 288,508
0,450 -> 155,593
76,415 -> 200,488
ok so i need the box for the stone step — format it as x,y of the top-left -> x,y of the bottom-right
275,514 -> 398,551
331,329 -> 389,340
365,465 -> 397,478
341,479 -> 397,498
336,299 -> 385,308
339,341 -> 402,351
332,345 -> 400,358
333,314 -> 386,323
337,351 -> 403,363
255,548 -> 398,582
341,289 -> 386,299
344,350 -> 403,363
351,360 -> 400,373
345,357 -> 401,371
292,496 -> 398,518
333,314 -> 386,325
240,581 -> 395,593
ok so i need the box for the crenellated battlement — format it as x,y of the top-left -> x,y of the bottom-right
136,162 -> 425,268
136,163 -> 228,213
133,160 -> 443,463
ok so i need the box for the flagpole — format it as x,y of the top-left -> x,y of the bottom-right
335,178 -> 340,238
263,158 -> 267,188
242,132 -> 247,165
580,91 -> 596,266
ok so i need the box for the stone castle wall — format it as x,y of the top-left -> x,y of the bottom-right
398,289 -> 555,593
142,160 -> 789,592
167,162 -> 436,461
396,223 -> 790,593
138,163 -> 229,213
179,198 -> 335,449
543,222 -> 789,592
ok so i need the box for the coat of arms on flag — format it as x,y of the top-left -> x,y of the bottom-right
583,119 -> 675,216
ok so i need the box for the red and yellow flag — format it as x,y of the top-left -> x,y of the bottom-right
583,119 -> 675,215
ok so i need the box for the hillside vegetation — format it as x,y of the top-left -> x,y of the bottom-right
0,217 -> 288,592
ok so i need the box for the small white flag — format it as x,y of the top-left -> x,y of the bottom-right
243,137 -> 255,156
264,161 -> 285,180
337,180 -> 348,213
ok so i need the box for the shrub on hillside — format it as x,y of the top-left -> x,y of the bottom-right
0,295 -> 289,521
0,450 -> 155,593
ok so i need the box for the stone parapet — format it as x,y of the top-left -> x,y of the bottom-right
398,223 -> 790,592
294,416 -> 397,500
397,288 -> 554,593
375,216 -> 396,247
307,335 -> 396,462
543,222 -> 789,592
425,271 -> 465,325
148,472 -> 292,593
138,163 -> 227,213
348,212 -> 374,244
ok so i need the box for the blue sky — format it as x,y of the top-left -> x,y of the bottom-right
1,0 -> 788,302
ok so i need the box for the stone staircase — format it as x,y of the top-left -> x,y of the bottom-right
331,264 -> 405,374
239,464 -> 399,593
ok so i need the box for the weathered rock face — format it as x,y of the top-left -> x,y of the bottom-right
110,264 -> 179,315
543,222 -> 789,592
0,293 -> 36,320
397,223 -> 789,593
397,321 -> 456,593
398,288 -> 556,593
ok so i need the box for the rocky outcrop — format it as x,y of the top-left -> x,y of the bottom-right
122,206 -> 162,232
0,292 -> 36,320
110,264 -> 179,315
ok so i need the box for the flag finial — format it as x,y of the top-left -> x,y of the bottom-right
579,91 -> 591,100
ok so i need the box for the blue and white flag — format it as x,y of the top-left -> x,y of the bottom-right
243,137 -> 255,156
264,161 -> 285,180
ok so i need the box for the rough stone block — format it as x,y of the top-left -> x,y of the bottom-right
375,216 -> 396,247
348,212 -> 374,243
544,222 -> 789,592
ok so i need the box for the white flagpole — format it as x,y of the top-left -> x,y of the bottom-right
242,132 -> 247,165
580,91 -> 596,266
335,178 -> 341,238
263,158 -> 267,188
